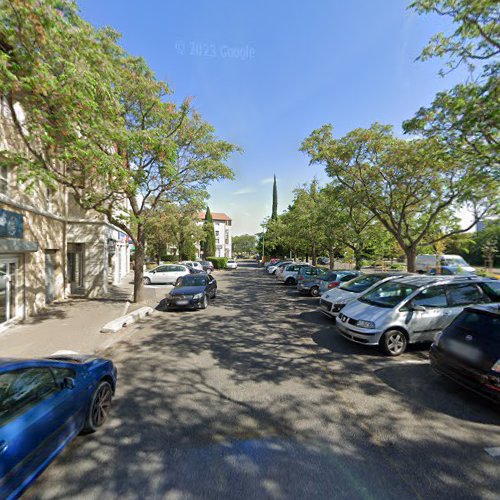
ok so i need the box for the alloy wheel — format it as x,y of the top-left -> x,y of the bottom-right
383,330 -> 407,356
91,383 -> 112,427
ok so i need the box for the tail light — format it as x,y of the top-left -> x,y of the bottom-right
328,281 -> 340,289
298,276 -> 304,281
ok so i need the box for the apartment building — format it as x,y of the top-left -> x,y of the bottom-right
197,212 -> 232,258
0,100 -> 130,329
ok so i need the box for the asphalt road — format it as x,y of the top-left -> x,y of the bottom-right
27,261 -> 500,499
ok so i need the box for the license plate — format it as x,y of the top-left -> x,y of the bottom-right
176,300 -> 189,306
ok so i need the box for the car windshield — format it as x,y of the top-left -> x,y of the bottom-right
340,274 -> 384,293
177,275 -> 207,287
360,282 -> 418,308
442,257 -> 468,266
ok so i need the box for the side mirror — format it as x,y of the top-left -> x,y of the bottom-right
410,302 -> 426,312
62,377 -> 75,390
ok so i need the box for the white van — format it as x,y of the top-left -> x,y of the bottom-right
415,254 -> 475,274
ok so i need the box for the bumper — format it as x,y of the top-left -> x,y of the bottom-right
319,298 -> 334,317
336,319 -> 383,346
430,346 -> 500,403
297,283 -> 313,293
166,298 -> 203,309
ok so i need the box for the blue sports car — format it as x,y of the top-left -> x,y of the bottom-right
0,354 -> 117,499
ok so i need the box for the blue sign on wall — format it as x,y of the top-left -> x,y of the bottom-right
0,209 -> 23,238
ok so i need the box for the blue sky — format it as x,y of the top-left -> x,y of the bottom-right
79,0 -> 464,235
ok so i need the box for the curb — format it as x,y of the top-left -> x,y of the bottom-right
100,306 -> 154,333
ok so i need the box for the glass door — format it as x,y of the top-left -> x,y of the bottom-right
0,259 -> 17,324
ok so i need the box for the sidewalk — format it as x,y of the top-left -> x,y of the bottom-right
0,273 -> 137,358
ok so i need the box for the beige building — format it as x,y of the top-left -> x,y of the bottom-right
197,212 -> 233,258
0,100 -> 130,330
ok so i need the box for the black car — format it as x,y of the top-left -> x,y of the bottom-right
165,273 -> 217,310
430,304 -> 500,403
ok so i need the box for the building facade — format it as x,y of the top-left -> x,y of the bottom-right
0,100 -> 130,329
197,212 -> 232,258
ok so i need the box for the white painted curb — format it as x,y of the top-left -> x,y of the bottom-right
100,306 -> 154,333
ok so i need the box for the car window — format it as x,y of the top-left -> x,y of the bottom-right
361,282 -> 418,308
413,286 -> 448,308
340,274 -> 383,292
452,311 -> 500,340
340,274 -> 356,282
447,284 -> 485,306
479,281 -> 500,302
0,368 -> 58,426
156,266 -> 170,273
178,275 -> 208,286
51,368 -> 76,386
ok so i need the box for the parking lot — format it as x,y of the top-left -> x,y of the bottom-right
27,261 -> 500,499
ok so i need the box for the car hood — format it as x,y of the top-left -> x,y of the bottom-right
170,286 -> 205,296
340,299 -> 392,325
321,288 -> 359,303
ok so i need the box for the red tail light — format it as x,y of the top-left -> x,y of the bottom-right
298,276 -> 304,280
328,281 -> 340,289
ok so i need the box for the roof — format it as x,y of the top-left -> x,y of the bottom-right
464,304 -> 500,316
198,211 -> 232,222
390,275 -> 486,287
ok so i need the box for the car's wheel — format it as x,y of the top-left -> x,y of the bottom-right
175,277 -> 181,286
143,277 -> 151,285
285,277 -> 295,286
381,330 -> 408,356
272,270 -> 277,275
310,286 -> 320,297
213,288 -> 217,299
82,380 -> 113,434
200,294 -> 208,309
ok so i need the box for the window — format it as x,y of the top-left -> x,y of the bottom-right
155,266 -> 169,273
447,284 -> 484,306
0,368 -> 57,426
0,166 -> 8,194
479,281 -> 500,302
51,368 -> 76,387
413,287 -> 448,308
361,282 -> 418,308
340,274 -> 356,282
46,186 -> 55,212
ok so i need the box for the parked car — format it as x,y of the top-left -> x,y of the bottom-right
416,254 -> 475,274
267,261 -> 292,275
143,264 -> 190,285
266,258 -> 281,267
296,267 -> 327,296
317,257 -> 330,265
278,263 -> 313,285
319,272 -> 407,318
274,261 -> 294,278
165,273 -> 217,310
337,275 -> 500,356
0,354 -> 117,499
226,259 -> 238,270
430,304 -> 500,403
180,261 -> 205,273
199,261 -> 214,273
318,270 -> 361,295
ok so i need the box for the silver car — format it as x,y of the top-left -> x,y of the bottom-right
336,275 -> 500,356
319,272 -> 407,318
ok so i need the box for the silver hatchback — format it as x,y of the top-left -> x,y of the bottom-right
336,275 -> 500,356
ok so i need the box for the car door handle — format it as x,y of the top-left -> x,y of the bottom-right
0,440 -> 8,454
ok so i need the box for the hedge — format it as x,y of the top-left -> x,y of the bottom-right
207,257 -> 228,269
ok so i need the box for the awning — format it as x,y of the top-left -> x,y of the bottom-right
0,239 -> 39,253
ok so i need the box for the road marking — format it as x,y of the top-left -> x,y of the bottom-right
485,447 -> 500,457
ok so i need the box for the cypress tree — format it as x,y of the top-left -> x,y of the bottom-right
202,207 -> 216,257
272,174 -> 278,220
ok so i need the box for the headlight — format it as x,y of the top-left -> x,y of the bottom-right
193,293 -> 204,300
356,320 -> 375,329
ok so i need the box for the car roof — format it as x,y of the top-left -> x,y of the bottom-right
389,275 -> 487,287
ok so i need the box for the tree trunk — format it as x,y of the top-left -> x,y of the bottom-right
405,246 -> 418,273
133,226 -> 145,303
328,247 -> 335,270
312,244 -> 317,267
354,249 -> 363,270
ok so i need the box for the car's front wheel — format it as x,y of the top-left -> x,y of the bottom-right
200,294 -> 208,309
82,380 -> 113,434
310,286 -> 320,297
381,330 -> 407,356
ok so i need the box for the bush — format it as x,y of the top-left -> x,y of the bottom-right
207,257 -> 228,269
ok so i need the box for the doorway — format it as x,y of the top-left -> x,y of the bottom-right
0,258 -> 18,324
45,250 -> 57,304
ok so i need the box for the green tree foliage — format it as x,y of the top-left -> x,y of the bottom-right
272,174 -> 278,220
202,207 -> 216,258
232,234 -> 257,255
0,0 -> 238,302
404,0 -> 499,170
301,124 -> 497,271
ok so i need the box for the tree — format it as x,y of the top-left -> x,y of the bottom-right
232,234 -> 257,255
0,1 -> 238,302
404,0 -> 499,170
271,174 -> 278,220
202,207 -> 216,258
301,124 -> 498,271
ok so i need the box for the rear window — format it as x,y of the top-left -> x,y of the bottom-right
480,281 -> 500,302
452,311 -> 500,340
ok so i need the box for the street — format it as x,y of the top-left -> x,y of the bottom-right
27,262 -> 500,499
